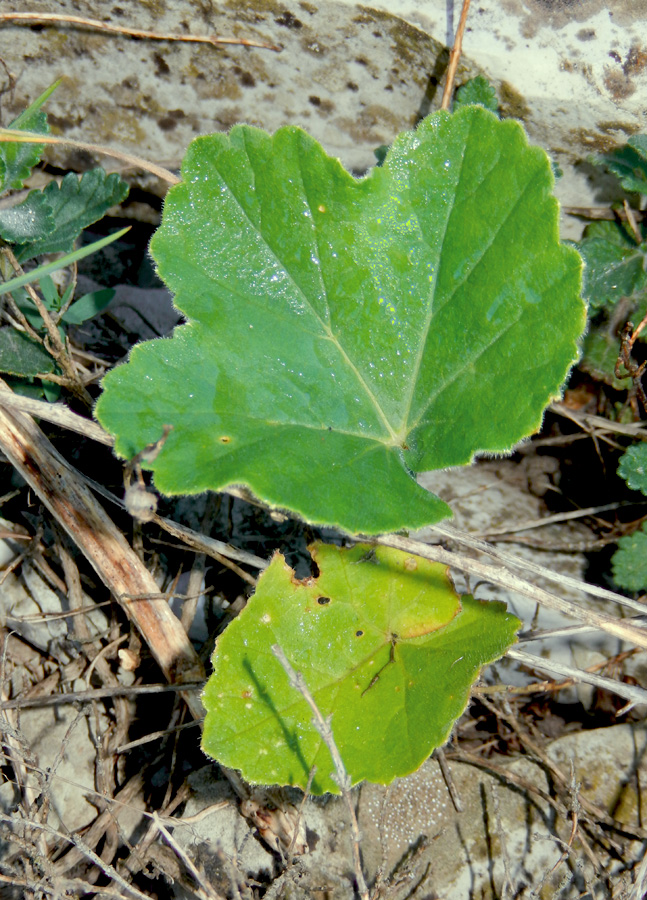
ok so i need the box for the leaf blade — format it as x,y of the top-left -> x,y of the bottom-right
201,543 -> 520,793
96,107 -> 585,534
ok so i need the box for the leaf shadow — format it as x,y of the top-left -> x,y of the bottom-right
242,656 -> 320,792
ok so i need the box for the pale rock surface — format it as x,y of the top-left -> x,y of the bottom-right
177,723 -> 647,897
0,0 -> 642,237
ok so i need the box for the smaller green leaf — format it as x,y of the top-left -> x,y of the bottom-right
0,191 -> 55,244
580,324 -> 632,389
61,288 -> 115,324
373,144 -> 389,166
15,169 -> 130,262
0,328 -> 54,377
598,135 -> 647,195
577,222 -> 647,312
202,542 -> 520,794
42,381 -> 61,403
618,443 -> 647,495
0,227 -> 130,299
454,76 -> 498,112
0,81 -> 59,193
38,275 -> 62,311
612,524 -> 647,592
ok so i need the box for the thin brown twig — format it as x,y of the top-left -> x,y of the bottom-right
440,0 -> 472,109
472,500 -> 631,538
506,648 -> 647,708
616,321 -> 647,414
0,128 -> 180,185
0,390 -> 113,445
287,765 -> 317,859
0,13 -> 281,52
0,681 -> 205,711
623,199 -> 643,244
479,695 -> 638,844
271,643 -> 369,900
153,812 -> 226,900
1,246 -> 93,406
0,811 -> 151,900
431,521 -> 647,616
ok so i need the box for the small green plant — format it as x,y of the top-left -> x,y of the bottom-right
567,133 -> 647,595
575,140 -> 647,390
613,443 -> 647,592
0,82 -> 130,398
95,100 -> 585,789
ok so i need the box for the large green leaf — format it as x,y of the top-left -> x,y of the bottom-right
96,106 -> 584,535
15,169 -> 130,262
201,543 -> 520,793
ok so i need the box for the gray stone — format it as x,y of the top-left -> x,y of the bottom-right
175,724 -> 647,897
0,1 -> 643,239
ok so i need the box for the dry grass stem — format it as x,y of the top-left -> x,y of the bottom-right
0,381 -> 205,713
0,681 -> 205,711
432,521 -> 647,616
152,512 -> 267,571
0,12 -> 281,51
0,128 -> 180,185
0,392 -> 113,444
551,401 -> 647,438
440,0 -> 472,109
507,648 -> 647,707
271,643 -> 369,900
471,501 -> 631,537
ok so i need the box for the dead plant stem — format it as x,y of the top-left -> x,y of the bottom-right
271,643 -> 369,900
0,128 -> 180,185
440,0 -> 472,109
0,12 -> 281,51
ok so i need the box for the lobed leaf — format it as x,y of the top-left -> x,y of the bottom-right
618,443 -> 647,495
201,542 -> 520,793
612,524 -> 647,593
580,325 -> 633,389
577,221 -> 647,313
598,135 -> 647,195
96,106 -> 585,535
15,169 -> 130,262
454,76 -> 498,112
